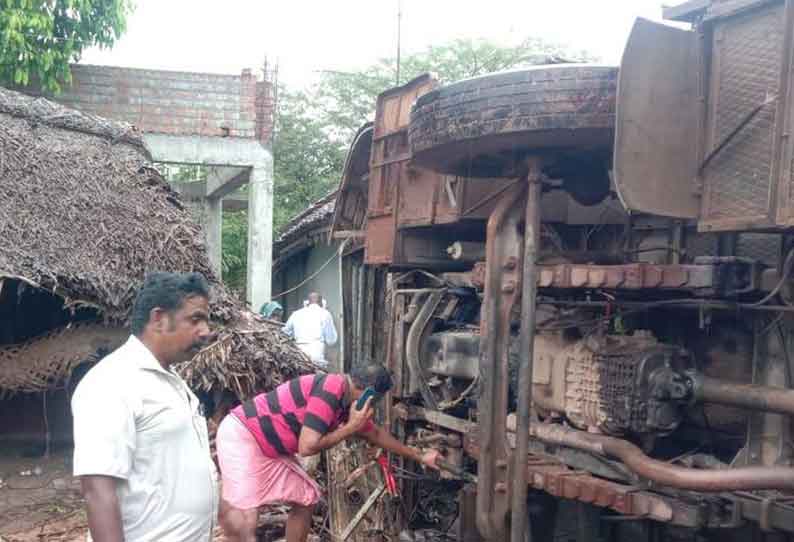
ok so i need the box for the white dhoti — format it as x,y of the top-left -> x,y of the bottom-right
297,341 -> 328,369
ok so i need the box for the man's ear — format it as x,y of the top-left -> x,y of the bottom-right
149,307 -> 166,333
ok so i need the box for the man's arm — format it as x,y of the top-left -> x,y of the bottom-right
298,397 -> 373,456
80,476 -> 124,542
71,376 -> 135,541
282,314 -> 295,338
298,423 -> 358,456
323,313 -> 338,347
360,424 -> 440,468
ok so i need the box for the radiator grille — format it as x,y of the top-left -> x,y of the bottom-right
701,4 -> 784,225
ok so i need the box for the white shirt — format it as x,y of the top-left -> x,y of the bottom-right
72,336 -> 218,542
282,304 -> 338,366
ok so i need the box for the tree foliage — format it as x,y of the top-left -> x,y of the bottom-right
0,0 -> 132,92
221,210 -> 248,293
272,88 -> 346,234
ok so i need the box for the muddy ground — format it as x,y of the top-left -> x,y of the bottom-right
0,443 -> 383,542
0,443 -> 85,542
0,441 -> 465,542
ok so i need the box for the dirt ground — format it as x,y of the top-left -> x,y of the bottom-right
0,442 -> 316,542
0,442 -> 447,542
0,443 -> 86,542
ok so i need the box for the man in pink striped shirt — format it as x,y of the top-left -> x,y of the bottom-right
216,364 -> 441,542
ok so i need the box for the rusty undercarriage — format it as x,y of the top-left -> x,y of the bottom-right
329,1 -> 794,541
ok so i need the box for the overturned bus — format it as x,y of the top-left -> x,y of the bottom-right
331,1 -> 794,540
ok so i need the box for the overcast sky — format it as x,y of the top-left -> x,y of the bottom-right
81,0 -> 686,88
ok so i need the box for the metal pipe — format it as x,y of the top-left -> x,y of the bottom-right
695,375 -> 794,417
405,291 -> 444,409
543,299 -> 794,313
524,421 -> 794,492
511,162 -> 543,542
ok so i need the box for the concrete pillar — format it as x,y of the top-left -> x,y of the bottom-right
246,160 -> 273,311
143,134 -> 273,307
203,196 -> 223,278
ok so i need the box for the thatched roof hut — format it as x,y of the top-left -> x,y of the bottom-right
0,87 -> 310,399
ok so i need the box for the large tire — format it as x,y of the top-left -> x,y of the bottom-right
409,65 -> 618,177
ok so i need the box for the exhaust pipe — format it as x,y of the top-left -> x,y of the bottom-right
508,418 -> 794,492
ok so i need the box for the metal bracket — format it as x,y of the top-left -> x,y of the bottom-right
476,183 -> 526,540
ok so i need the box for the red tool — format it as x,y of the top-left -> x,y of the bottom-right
377,452 -> 399,496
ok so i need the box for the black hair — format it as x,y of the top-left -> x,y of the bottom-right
130,272 -> 210,335
349,363 -> 393,394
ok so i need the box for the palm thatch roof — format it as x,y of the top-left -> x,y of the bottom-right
0,87 -> 311,398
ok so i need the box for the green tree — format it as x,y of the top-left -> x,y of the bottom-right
0,0 -> 133,92
221,210 -> 248,293
272,88 -> 346,233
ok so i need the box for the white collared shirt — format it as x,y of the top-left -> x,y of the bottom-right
282,304 -> 338,366
72,335 -> 218,542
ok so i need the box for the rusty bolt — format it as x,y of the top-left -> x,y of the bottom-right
502,281 -> 516,294
495,483 -> 508,493
504,257 -> 518,270
496,460 -> 508,469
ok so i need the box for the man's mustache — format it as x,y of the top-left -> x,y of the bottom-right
189,333 -> 217,352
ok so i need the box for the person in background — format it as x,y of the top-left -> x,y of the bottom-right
259,300 -> 284,322
282,292 -> 337,369
71,272 -> 217,542
216,364 -> 441,542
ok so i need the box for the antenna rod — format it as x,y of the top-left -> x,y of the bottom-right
396,0 -> 402,85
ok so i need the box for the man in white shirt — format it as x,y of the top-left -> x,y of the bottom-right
282,292 -> 338,369
71,272 -> 217,542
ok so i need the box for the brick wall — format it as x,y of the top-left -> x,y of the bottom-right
25,64 -> 275,144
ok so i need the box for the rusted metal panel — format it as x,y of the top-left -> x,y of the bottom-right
400,173 -> 518,232
699,2 -> 786,230
432,176 -> 465,224
614,18 -> 700,219
364,215 -> 396,265
396,166 -> 441,228
366,74 -> 438,265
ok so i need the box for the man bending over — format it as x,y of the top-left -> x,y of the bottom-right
217,364 -> 441,542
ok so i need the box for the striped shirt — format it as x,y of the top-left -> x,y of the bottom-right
232,374 -> 373,458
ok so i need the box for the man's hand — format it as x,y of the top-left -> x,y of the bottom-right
347,397 -> 374,433
420,449 -> 442,470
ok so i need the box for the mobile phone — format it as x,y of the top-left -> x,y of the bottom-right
356,387 -> 377,410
